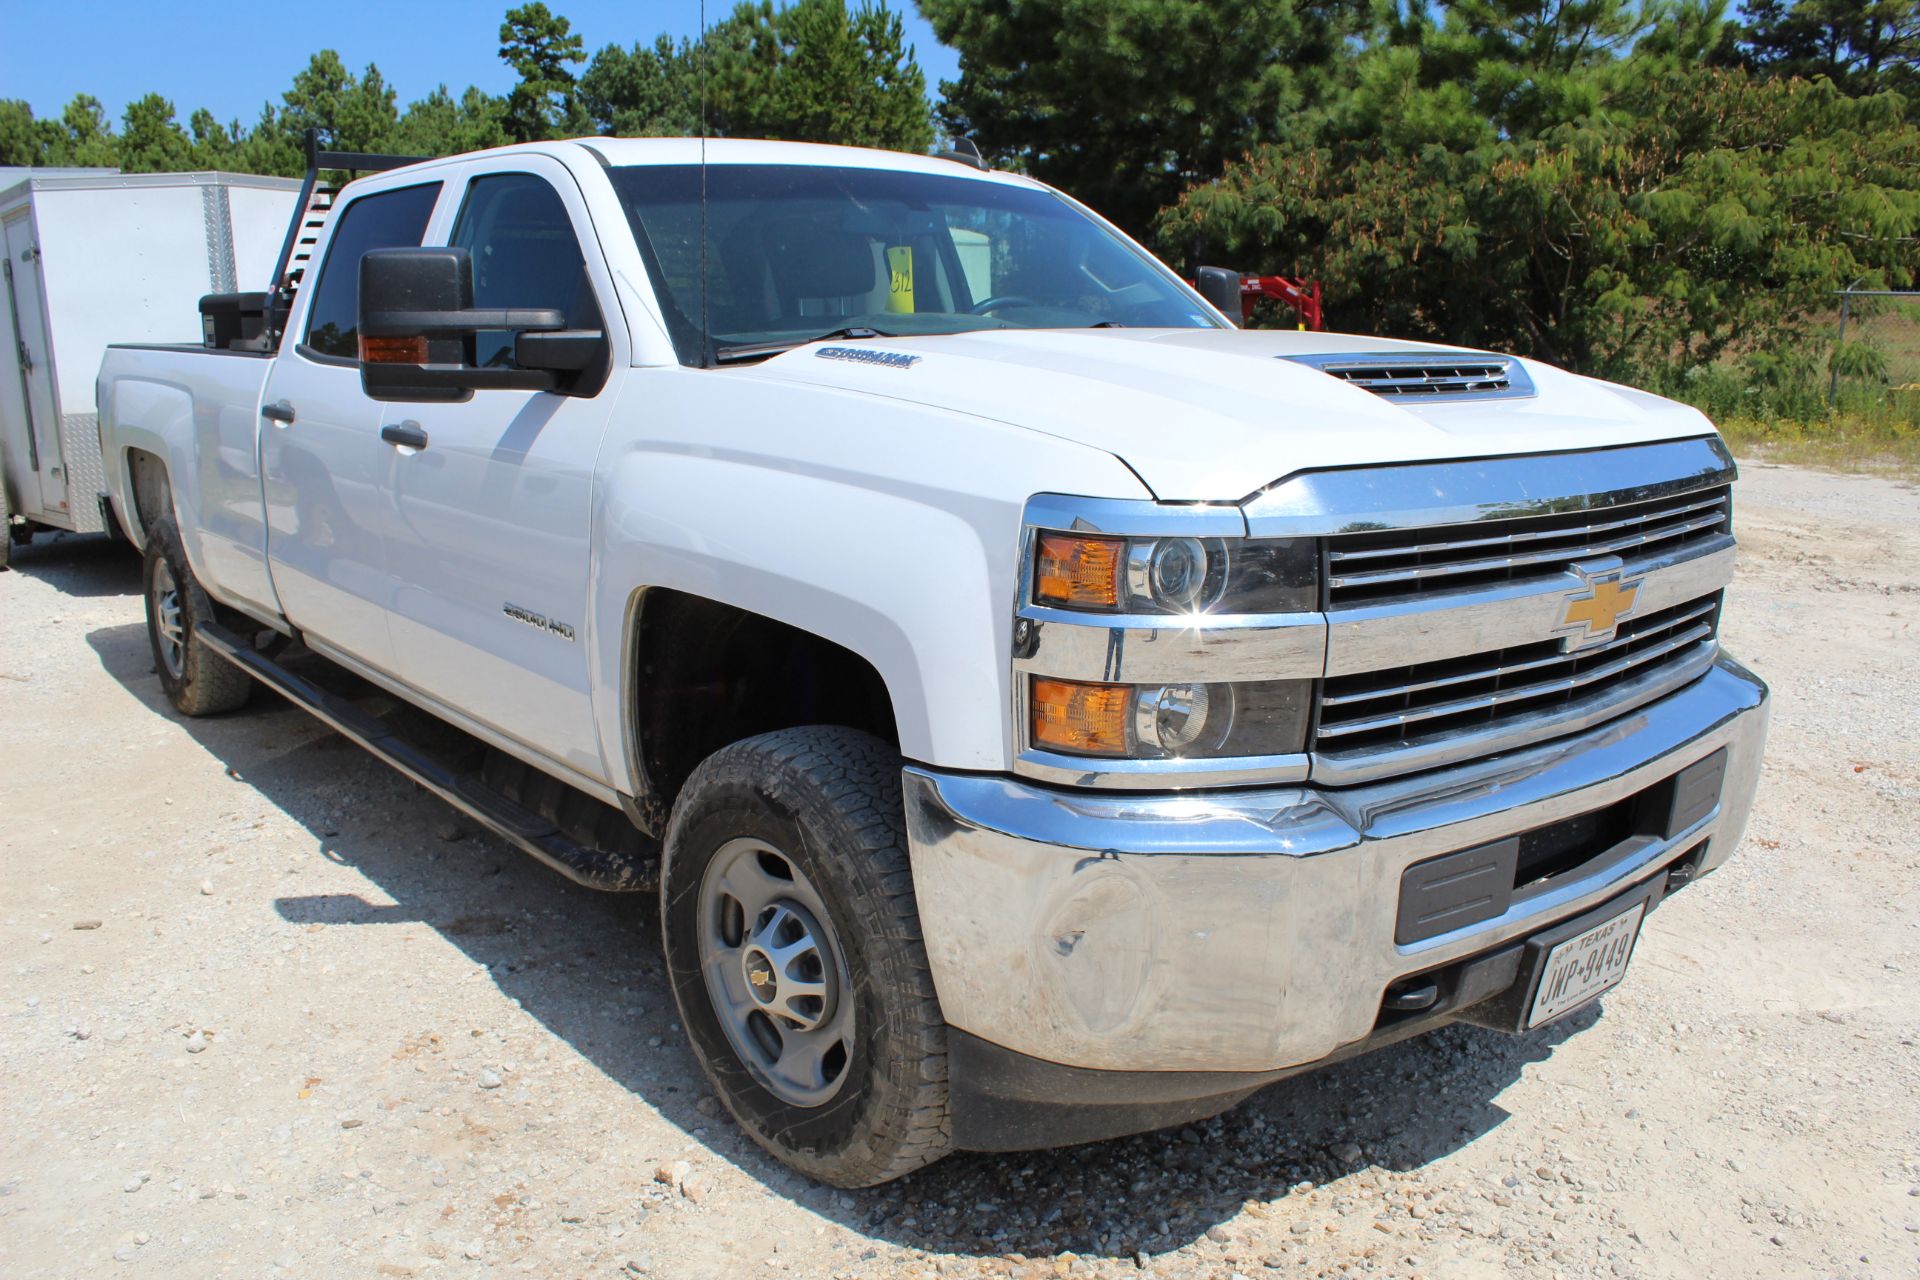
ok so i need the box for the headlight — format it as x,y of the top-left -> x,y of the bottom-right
1035,533 -> 1317,615
1030,676 -> 1311,760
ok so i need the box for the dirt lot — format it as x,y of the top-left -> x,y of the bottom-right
2,462 -> 1916,1280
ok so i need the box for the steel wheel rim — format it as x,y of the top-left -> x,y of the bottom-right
151,560 -> 185,680
696,837 -> 854,1108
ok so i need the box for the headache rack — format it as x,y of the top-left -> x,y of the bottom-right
198,129 -> 427,353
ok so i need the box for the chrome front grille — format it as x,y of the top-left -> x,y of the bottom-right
1316,594 -> 1722,755
1325,485 -> 1731,606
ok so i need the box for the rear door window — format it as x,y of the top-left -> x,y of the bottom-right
301,182 -> 442,360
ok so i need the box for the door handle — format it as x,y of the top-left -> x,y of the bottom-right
381,421 -> 429,450
261,400 -> 295,424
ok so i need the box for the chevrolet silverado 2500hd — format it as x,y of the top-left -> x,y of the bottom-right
96,137 -> 1770,1187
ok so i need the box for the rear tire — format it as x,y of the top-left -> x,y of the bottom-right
142,515 -> 252,716
0,481 -> 10,571
661,726 -> 952,1187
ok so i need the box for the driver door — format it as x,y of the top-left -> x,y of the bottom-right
378,159 -> 618,783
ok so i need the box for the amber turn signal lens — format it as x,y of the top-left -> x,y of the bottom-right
359,335 -> 427,364
1035,533 -> 1123,608
1030,677 -> 1132,756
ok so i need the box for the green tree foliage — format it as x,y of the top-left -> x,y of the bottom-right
4,1 -> 930,174
53,94 -> 120,167
392,85 -> 512,156
712,0 -> 933,150
919,0 -> 1368,236
0,100 -> 45,166
1158,68 -> 1920,383
281,51 -> 402,153
581,2 -> 932,151
118,94 -> 194,173
1741,0 -> 1920,96
581,34 -> 704,136
500,2 -> 590,141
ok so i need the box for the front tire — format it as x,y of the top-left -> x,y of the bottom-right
142,515 -> 252,716
661,726 -> 952,1186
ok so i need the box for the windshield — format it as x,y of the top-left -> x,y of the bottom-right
607,163 -> 1222,365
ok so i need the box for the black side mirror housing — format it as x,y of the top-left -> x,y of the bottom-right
356,247 -> 609,401
1196,266 -> 1244,328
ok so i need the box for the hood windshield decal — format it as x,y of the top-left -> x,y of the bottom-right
816,346 -> 920,370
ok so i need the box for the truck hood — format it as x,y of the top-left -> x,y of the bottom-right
738,328 -> 1717,502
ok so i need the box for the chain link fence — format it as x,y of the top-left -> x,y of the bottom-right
1831,288 -> 1920,406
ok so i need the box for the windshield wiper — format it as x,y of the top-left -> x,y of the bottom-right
713,326 -> 894,364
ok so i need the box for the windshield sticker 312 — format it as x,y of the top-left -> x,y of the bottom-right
886,246 -> 914,314
815,347 -> 921,369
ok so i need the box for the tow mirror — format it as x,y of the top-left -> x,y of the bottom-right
1196,266 -> 1244,328
356,247 -> 608,401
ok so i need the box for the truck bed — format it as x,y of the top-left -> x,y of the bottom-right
97,342 -> 280,619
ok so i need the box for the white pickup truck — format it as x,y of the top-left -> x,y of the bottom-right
97,136 -> 1769,1187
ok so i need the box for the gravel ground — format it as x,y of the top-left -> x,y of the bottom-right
1,461 -> 1916,1280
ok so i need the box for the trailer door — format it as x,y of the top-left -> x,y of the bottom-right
2,214 -> 60,523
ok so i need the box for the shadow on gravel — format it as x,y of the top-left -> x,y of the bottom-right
5,530 -> 139,597
86,616 -> 1597,1264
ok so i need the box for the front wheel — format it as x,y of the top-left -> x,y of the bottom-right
142,516 -> 252,716
660,726 -> 951,1186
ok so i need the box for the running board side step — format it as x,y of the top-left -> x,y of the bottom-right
200,622 -> 658,892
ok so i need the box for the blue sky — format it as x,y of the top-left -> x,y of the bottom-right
0,1 -> 963,127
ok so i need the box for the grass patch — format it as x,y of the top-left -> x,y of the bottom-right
1717,412 -> 1920,477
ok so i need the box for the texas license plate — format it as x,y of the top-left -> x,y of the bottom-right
1526,903 -> 1645,1028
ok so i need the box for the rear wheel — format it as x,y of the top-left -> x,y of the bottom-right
661,726 -> 951,1186
0,480 -> 10,571
142,516 -> 252,716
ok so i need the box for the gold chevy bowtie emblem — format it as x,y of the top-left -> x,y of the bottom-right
1556,561 -> 1642,649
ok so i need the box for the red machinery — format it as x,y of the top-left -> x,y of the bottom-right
1238,274 -> 1324,330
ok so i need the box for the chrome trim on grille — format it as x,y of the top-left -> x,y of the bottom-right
1242,436 -> 1735,535
1312,640 -> 1720,786
1326,492 -> 1728,566
1280,350 -> 1537,402
1321,599 -> 1718,711
1323,538 -> 1734,676
1317,605 -> 1719,741
1326,497 -> 1728,595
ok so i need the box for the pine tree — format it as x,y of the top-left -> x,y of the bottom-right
119,94 -> 194,173
500,3 -> 589,141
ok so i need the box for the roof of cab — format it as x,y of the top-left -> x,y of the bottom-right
575,136 -> 1031,179
371,136 -> 1044,191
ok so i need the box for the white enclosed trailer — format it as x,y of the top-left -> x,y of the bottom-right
0,169 -> 300,559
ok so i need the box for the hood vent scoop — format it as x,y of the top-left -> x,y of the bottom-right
1281,351 -> 1535,402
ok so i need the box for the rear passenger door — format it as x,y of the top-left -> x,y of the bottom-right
260,180 -> 442,674
377,159 -> 620,784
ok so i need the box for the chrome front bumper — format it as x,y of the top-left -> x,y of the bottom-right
903,653 -> 1769,1073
